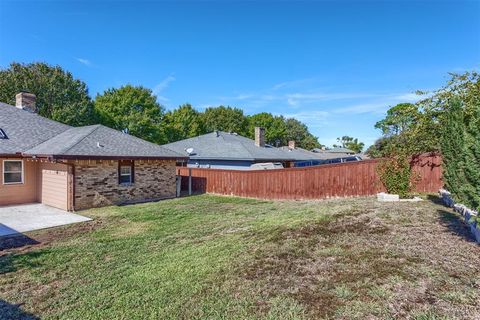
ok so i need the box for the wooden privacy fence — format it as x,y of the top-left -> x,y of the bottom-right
177,154 -> 443,200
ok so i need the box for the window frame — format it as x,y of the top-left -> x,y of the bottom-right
3,159 -> 24,185
118,160 -> 134,185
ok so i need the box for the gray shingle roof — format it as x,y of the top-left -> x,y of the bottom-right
1,102 -> 184,159
164,131 -> 296,161
24,124 -> 184,159
0,102 -> 70,155
278,146 -> 324,161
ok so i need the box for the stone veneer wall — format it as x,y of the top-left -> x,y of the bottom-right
73,159 -> 176,210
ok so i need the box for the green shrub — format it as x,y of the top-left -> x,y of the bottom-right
440,97 -> 480,210
377,152 -> 419,198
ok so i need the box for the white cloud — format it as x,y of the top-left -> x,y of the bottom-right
218,90 -> 384,110
156,96 -> 169,103
334,92 -> 426,115
282,110 -> 330,128
153,74 -> 175,95
287,98 -> 299,107
152,74 -> 176,103
272,82 -> 289,90
391,92 -> 422,102
334,102 -> 390,115
76,58 -> 92,67
218,93 -> 255,101
271,78 -> 316,90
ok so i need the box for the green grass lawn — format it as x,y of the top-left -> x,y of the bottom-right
1,195 -> 480,319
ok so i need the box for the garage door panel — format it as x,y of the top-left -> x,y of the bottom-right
41,164 -> 68,211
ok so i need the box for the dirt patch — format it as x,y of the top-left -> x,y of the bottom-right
279,210 -> 388,243
240,211 -> 412,318
328,212 -> 389,235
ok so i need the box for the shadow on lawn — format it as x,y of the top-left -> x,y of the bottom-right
437,209 -> 476,242
1,234 -> 42,275
426,194 -> 446,206
427,195 -> 476,242
0,234 -> 40,251
0,299 -> 39,320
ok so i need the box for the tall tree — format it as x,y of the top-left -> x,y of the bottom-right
462,105 -> 480,209
365,137 -> 392,158
424,71 -> 480,206
95,85 -> 166,144
247,113 -> 287,146
374,101 -> 439,156
334,136 -> 365,153
163,104 -> 206,143
284,118 -> 321,150
202,106 -> 248,135
439,99 -> 467,202
0,62 -> 96,126
374,103 -> 419,136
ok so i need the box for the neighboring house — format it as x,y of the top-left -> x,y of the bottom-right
164,127 -> 296,170
280,142 -> 362,167
279,141 -> 325,167
0,92 -> 186,211
311,146 -> 362,164
312,146 -> 356,155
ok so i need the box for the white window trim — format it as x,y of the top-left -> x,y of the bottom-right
119,165 -> 132,184
3,159 -> 24,185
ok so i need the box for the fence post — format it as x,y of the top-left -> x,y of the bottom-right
188,168 -> 192,196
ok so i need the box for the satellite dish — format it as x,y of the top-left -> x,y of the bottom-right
185,147 -> 194,155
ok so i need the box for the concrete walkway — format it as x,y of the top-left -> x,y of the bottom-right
0,203 -> 91,237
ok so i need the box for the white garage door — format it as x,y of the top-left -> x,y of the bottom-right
41,164 -> 69,211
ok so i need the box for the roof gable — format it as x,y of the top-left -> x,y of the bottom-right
0,102 -> 71,155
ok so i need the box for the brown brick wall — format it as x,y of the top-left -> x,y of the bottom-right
73,159 -> 176,210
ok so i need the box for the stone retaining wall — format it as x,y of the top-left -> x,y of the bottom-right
439,189 -> 480,243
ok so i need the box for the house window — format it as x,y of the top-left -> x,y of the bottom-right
118,160 -> 134,184
3,160 -> 23,184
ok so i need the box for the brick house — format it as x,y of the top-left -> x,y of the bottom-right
0,92 -> 186,211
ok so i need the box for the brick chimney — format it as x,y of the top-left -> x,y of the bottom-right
254,127 -> 265,147
288,140 -> 296,150
16,92 -> 36,112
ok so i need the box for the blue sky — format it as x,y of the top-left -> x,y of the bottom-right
1,0 -> 479,147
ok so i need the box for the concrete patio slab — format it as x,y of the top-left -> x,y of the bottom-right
0,203 -> 91,237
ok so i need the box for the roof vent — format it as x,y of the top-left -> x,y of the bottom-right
214,130 -> 219,137
0,128 -> 7,139
97,142 -> 104,148
185,147 -> 194,155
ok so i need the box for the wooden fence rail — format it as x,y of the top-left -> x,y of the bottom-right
177,154 -> 443,200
